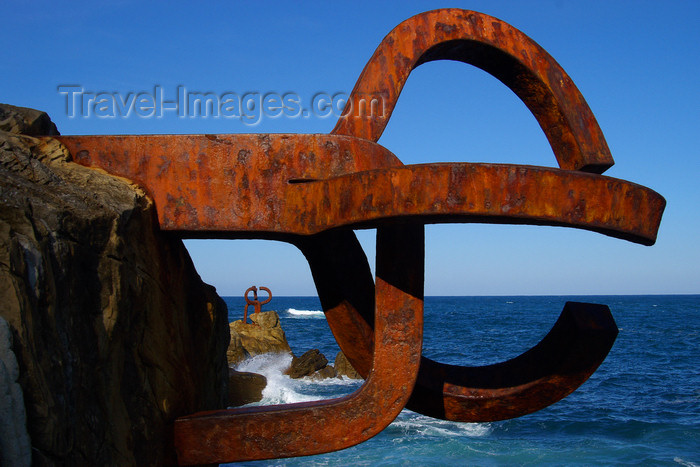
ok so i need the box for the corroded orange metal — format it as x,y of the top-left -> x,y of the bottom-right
51,7 -> 666,465
57,134 -> 402,234
58,134 -> 662,243
243,286 -> 272,323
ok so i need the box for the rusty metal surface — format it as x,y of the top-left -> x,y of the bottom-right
288,163 -> 663,244
58,134 -> 663,244
56,134 -> 403,234
49,7 -> 666,464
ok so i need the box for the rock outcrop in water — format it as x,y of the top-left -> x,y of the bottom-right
0,104 -> 230,465
228,310 -> 343,383
285,349 -> 332,379
228,310 -> 292,364
228,368 -> 267,407
334,350 -> 362,380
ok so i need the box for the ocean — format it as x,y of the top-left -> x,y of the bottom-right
222,295 -> 699,466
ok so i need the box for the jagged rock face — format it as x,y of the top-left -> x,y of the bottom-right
334,350 -> 362,380
0,316 -> 31,466
228,311 -> 292,364
310,364 -> 337,381
0,104 -> 230,465
0,103 -> 58,136
286,349 -> 329,379
227,331 -> 251,364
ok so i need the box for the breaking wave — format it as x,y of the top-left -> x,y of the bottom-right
233,352 -> 358,406
286,308 -> 325,318
390,411 -> 492,438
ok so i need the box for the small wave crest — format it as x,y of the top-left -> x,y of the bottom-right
390,411 -> 492,438
286,308 -> 325,318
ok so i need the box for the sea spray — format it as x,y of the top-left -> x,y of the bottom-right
234,352 -> 362,406
234,353 -> 316,405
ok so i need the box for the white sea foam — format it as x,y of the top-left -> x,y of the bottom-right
233,352 -> 360,406
234,353 -> 316,405
674,458 -> 699,467
286,308 -> 325,318
391,412 -> 492,438
297,374 -> 363,387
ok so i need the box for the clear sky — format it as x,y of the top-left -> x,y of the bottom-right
3,1 -> 699,296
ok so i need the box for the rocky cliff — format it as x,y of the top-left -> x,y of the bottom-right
0,316 -> 31,466
0,104 -> 230,465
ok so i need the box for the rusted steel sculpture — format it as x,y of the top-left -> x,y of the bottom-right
51,8 -> 665,465
243,285 -> 272,323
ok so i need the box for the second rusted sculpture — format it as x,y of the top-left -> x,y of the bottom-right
53,8 -> 665,465
243,285 -> 272,323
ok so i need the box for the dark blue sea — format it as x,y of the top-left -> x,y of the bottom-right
222,295 -> 699,466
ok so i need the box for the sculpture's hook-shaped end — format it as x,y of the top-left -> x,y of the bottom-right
243,286 -> 259,323
407,302 -> 618,421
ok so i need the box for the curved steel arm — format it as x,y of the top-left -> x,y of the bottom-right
408,302 -> 618,421
288,163 -> 663,245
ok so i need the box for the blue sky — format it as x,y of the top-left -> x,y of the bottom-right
3,1 -> 699,296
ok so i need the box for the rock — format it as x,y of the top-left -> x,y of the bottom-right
228,368 -> 267,407
250,309 -> 281,328
228,311 -> 291,364
0,104 -> 230,465
286,349 -> 328,379
335,350 -> 362,380
227,331 -> 251,364
0,316 -> 31,467
0,103 -> 58,136
310,365 -> 337,381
